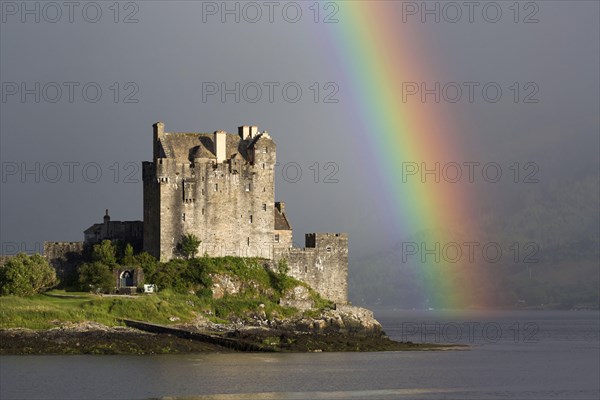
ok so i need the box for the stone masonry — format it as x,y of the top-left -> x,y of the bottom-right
38,122 -> 349,304
142,122 -> 349,303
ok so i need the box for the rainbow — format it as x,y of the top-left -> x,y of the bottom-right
319,2 -> 491,308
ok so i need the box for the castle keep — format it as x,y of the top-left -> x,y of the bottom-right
142,123 -> 284,260
46,122 -> 348,303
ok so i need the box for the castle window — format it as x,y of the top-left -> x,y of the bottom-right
262,163 -> 265,169
326,246 -> 332,252
249,215 -> 253,223
262,204 -> 267,211
215,184 -> 218,191
202,208 -> 205,215
245,183 -> 251,192
247,237 -> 250,245
262,147 -> 268,153
202,189 -> 205,195
182,213 -> 186,221
274,234 -> 280,243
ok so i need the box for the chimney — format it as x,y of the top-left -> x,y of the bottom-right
103,209 -> 110,239
214,131 -> 226,163
238,125 -> 253,140
153,122 -> 165,160
153,122 -> 164,137
275,202 -> 285,214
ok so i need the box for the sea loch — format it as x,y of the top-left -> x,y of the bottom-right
1,310 -> 598,400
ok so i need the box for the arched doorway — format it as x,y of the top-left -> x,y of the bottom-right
120,270 -> 134,287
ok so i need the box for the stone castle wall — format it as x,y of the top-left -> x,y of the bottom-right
141,123 -> 349,304
274,233 -> 348,304
143,125 -> 277,261
43,241 -> 85,280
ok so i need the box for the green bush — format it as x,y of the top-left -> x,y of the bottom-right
91,240 -> 117,267
133,252 -> 158,276
149,259 -> 191,293
179,233 -> 201,259
0,253 -> 58,296
121,243 -> 135,265
78,262 -> 115,294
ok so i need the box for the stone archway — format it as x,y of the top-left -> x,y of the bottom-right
120,270 -> 134,287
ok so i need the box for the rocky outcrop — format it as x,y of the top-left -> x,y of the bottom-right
184,303 -> 383,337
210,274 -> 244,299
209,273 -> 264,299
274,305 -> 383,336
279,285 -> 313,310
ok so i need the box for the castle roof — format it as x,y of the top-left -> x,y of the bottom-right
274,208 -> 291,230
84,220 -> 142,234
159,132 -> 246,161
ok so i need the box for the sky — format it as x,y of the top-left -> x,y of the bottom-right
1,1 -> 598,263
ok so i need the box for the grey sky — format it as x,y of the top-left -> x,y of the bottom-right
1,1 -> 598,259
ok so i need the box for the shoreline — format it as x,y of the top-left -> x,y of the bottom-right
0,322 -> 466,355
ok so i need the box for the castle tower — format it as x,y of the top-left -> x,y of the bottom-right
141,122 -> 347,303
143,123 -> 286,261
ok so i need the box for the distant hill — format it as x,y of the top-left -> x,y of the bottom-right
350,176 -> 600,309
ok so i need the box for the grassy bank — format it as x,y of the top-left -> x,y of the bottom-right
0,291 -> 200,330
1,257 -> 334,330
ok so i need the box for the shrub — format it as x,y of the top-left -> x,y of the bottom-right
179,233 -> 201,259
92,240 -> 117,267
134,252 -> 158,277
0,253 -> 58,296
78,262 -> 115,294
149,259 -> 191,293
121,243 -> 135,265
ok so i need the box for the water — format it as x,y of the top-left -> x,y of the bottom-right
1,310 -> 598,399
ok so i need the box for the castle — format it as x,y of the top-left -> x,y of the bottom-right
45,123 -> 348,303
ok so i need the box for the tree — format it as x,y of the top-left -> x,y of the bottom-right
0,253 -> 57,296
78,262 -> 115,293
92,240 -> 117,266
133,252 -> 158,276
121,243 -> 135,265
180,233 -> 201,259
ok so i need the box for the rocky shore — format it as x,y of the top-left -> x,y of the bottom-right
0,322 -> 231,355
1,307 -> 465,355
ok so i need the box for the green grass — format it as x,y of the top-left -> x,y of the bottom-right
1,257 -> 338,330
0,290 -> 197,330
